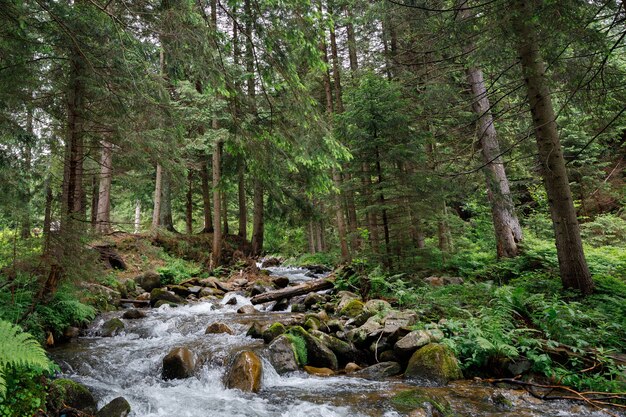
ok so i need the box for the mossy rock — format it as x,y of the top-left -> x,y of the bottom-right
391,388 -> 454,416
263,322 -> 286,343
101,318 -> 125,337
246,322 -> 264,339
340,299 -> 365,318
95,396 -> 131,417
150,288 -> 185,307
284,332 -> 308,366
288,326 -> 338,370
404,343 -> 463,386
154,300 -> 179,308
48,378 -> 97,414
304,316 -> 320,331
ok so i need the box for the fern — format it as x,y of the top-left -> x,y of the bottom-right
0,320 -> 52,398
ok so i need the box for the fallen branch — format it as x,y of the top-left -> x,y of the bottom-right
250,276 -> 334,305
120,298 -> 150,305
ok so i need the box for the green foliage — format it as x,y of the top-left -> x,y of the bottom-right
0,367 -> 49,417
284,252 -> 339,268
157,255 -> 203,285
0,320 -> 52,399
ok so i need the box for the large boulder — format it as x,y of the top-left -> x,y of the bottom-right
268,335 -> 299,374
150,288 -> 185,307
246,322 -> 264,339
364,299 -> 392,315
205,322 -> 234,335
394,330 -> 432,356
225,351 -> 262,392
48,378 -> 97,415
381,310 -> 418,337
162,347 -> 196,380
289,327 -> 338,370
404,343 -> 463,386
95,397 -> 131,417
122,309 -> 146,320
134,272 -> 161,292
263,322 -> 286,344
310,330 -> 362,366
101,318 -> 125,337
340,299 -> 365,318
354,361 -> 402,379
346,315 -> 384,346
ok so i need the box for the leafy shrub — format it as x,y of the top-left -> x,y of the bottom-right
581,214 -> 626,247
157,255 -> 202,285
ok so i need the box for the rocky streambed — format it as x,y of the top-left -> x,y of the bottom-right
50,265 -> 623,417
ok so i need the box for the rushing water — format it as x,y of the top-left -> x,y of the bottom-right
51,267 -> 623,417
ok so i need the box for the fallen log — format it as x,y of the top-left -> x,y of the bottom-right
120,298 -> 150,305
250,276 -> 334,305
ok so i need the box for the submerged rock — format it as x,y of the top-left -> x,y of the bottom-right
122,309 -> 146,319
205,322 -> 234,335
268,335 -> 299,374
48,378 -> 97,415
304,366 -> 335,376
404,343 -> 462,385
101,318 -> 124,337
225,351 -> 262,392
95,397 -> 131,417
162,347 -> 196,380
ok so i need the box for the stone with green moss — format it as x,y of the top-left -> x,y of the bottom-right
340,299 -> 365,318
304,316 -> 320,331
284,332 -> 308,366
263,322 -> 286,343
101,318 -> 125,337
150,288 -> 185,307
154,300 -> 179,308
48,378 -> 97,414
391,388 -> 454,416
288,326 -> 338,369
404,343 -> 462,385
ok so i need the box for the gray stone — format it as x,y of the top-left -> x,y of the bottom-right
150,288 -> 185,307
268,335 -> 299,374
134,272 -> 161,292
354,361 -> 402,379
394,330 -> 432,355
101,318 -> 125,337
122,309 -> 146,319
95,397 -> 131,417
290,326 -> 338,370
237,305 -> 257,314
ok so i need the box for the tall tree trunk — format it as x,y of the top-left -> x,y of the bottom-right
43,175 -> 53,255
200,161 -> 213,233
251,179 -> 264,256
159,170 -> 176,232
222,189 -> 229,235
345,7 -> 359,75
212,140 -> 223,267
134,200 -> 141,234
21,108 -> 33,239
238,160 -> 247,239
186,169 -> 193,234
152,163 -> 163,230
315,219 -> 324,253
90,175 -> 98,228
62,46 -> 86,230
458,3 -> 522,258
308,220 -> 316,254
362,162 -> 380,254
96,141 -> 113,233
513,0 -> 594,294
375,147 -> 391,267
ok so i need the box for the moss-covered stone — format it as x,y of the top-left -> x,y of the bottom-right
304,316 -> 320,331
101,318 -> 125,337
246,321 -> 264,339
263,322 -> 286,343
340,299 -> 364,318
150,288 -> 185,307
95,396 -> 131,417
288,326 -> 338,370
48,378 -> 97,414
404,343 -> 463,385
391,388 -> 454,416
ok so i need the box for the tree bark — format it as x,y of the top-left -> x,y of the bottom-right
308,220 -> 316,253
159,170 -> 176,232
212,140 -> 223,267
134,200 -> 141,234
186,169 -> 193,234
512,0 -> 593,294
238,159 -> 247,240
251,179 -> 264,255
458,3 -> 522,258
96,141 -> 113,234
152,163 -> 163,230
345,7 -> 358,75
43,175 -> 53,255
250,276 -> 334,305
200,160 -> 213,233
375,147 -> 391,266
222,189 -> 229,236
362,162 -> 380,254
21,108 -> 33,239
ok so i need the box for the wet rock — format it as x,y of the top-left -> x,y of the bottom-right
391,388 -> 452,416
404,343 -> 462,385
154,300 -> 179,308
310,330 -> 361,365
346,315 -> 384,346
394,330 -> 432,356
134,272 -> 161,292
162,347 -> 196,380
271,297 -> 290,311
271,276 -> 290,288
304,366 -> 335,376
261,257 -> 281,268
149,288 -> 185,307
136,292 -> 150,301
48,378 -> 97,414
237,305 -> 257,314
205,322 -> 234,335
95,397 -> 131,417
268,335 -> 299,374
225,351 -> 262,392
305,264 -> 330,274
340,299 -> 365,318
344,362 -> 362,373
122,309 -> 146,320
336,291 -> 360,311
63,326 -> 80,339
381,310 -> 418,336
289,326 -> 338,370
186,285 -> 202,295
304,316 -> 320,331
81,283 -> 122,308
101,318 -> 125,337
199,277 -> 230,292
364,299 -> 391,315
326,319 -> 344,333
168,284 -> 191,297
250,284 -> 267,296
263,322 -> 286,343
246,322 -> 264,339
199,287 -> 223,298
354,361 -> 401,379
304,292 -> 325,308
225,296 -> 238,305
291,303 -> 306,313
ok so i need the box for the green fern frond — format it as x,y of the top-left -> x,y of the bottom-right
0,320 -> 52,398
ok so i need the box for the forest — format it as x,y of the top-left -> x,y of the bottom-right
0,0 -> 625,416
